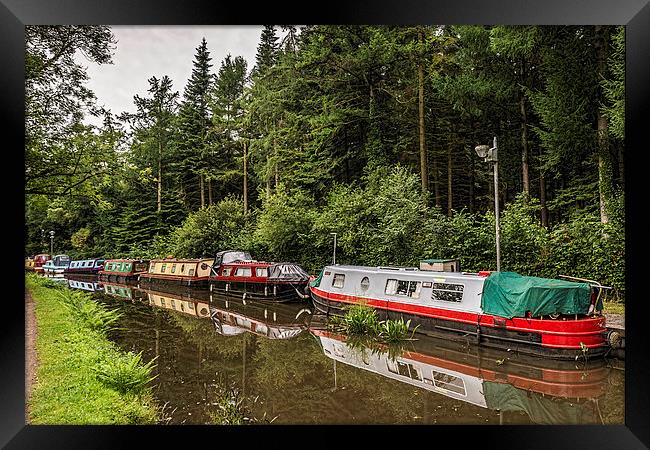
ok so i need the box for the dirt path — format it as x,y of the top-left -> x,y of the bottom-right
25,289 -> 37,423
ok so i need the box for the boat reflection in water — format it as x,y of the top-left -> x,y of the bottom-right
312,329 -> 610,424
66,275 -> 104,292
88,279 -> 313,340
209,293 -> 312,339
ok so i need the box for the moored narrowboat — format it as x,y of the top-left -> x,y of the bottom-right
65,258 -> 105,275
309,263 -> 612,360
42,254 -> 71,274
209,259 -> 311,302
31,253 -> 50,273
139,257 -> 213,288
25,257 -> 35,271
99,259 -> 149,282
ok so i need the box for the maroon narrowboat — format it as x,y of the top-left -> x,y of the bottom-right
209,251 -> 310,302
32,253 -> 50,273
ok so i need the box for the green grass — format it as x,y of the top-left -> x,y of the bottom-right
603,298 -> 625,315
26,274 -> 160,424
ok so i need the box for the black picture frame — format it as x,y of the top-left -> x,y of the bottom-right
5,0 -> 649,448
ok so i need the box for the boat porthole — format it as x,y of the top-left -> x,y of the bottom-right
360,277 -> 370,291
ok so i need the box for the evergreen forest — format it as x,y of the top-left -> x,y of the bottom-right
24,25 -> 626,300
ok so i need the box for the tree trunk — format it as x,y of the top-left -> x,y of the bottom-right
266,155 -> 271,200
200,173 -> 205,209
243,141 -> 248,214
208,178 -> 212,206
595,25 -> 612,224
432,153 -> 441,208
157,140 -> 162,213
469,149 -> 474,214
418,30 -> 429,194
447,143 -> 453,217
520,92 -> 530,195
539,171 -> 549,228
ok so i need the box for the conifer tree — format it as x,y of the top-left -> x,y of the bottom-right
172,38 -> 214,209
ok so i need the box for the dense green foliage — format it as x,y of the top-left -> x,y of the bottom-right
26,274 -> 159,424
25,25 -> 625,300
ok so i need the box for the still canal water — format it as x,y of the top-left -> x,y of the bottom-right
62,275 -> 624,425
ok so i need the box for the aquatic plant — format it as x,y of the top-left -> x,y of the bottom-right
329,304 -> 380,335
377,317 -> 418,343
94,351 -> 158,395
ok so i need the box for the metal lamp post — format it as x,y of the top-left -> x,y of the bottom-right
475,137 -> 501,272
330,232 -> 337,265
49,230 -> 55,256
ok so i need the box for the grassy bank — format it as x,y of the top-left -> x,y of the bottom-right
26,274 -> 159,424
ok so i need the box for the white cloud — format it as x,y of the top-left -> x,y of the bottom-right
81,25 -> 270,127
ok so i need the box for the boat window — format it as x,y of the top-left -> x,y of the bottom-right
124,263 -> 132,271
188,268 -> 195,276
171,264 -> 177,274
222,267 -> 232,277
431,283 -> 464,303
386,361 -> 422,381
235,267 -> 252,277
180,264 -> 185,273
332,274 -> 345,288
385,279 -> 421,298
256,267 -> 268,277
432,370 -> 466,396
149,263 -> 155,273
161,264 -> 167,273
360,277 -> 370,291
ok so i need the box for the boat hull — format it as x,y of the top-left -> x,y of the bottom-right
210,280 -> 309,302
310,287 -> 609,360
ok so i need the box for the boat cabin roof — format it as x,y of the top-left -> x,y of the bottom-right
325,264 -> 486,279
222,260 -> 268,267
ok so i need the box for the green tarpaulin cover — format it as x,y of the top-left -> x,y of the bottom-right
483,381 -> 597,424
309,269 -> 324,288
481,272 -> 593,319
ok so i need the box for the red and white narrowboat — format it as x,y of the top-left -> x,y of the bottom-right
99,259 -> 149,282
31,253 -> 50,273
313,329 -> 609,424
209,251 -> 310,302
139,257 -> 213,288
309,261 -> 613,360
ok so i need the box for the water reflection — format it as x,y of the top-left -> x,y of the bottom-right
97,279 -> 312,339
66,274 -> 104,292
60,274 -> 623,425
312,329 -> 610,424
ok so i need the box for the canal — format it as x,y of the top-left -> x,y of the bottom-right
61,275 -> 624,425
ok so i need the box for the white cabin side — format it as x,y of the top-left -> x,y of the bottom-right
317,265 -> 487,314
318,334 -> 488,408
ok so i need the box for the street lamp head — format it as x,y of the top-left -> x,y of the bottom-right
475,145 -> 490,159
49,230 -> 55,237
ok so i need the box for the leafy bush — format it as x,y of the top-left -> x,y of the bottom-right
94,351 -> 158,395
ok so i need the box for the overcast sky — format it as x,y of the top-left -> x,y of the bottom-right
81,25 -> 272,127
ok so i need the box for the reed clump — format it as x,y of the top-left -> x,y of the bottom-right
329,304 -> 418,342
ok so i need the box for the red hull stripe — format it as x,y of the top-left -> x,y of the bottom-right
310,287 -> 607,349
